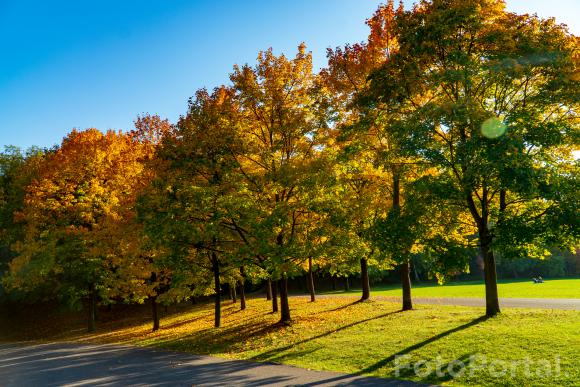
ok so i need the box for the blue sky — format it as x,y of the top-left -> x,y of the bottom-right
1,0 -> 578,150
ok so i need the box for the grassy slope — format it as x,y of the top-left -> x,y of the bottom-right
1,297 -> 578,386
323,277 -> 580,299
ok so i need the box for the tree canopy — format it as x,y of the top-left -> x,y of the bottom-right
1,0 -> 578,328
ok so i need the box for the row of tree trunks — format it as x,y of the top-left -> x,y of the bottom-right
265,277 -> 292,324
306,264 -> 353,302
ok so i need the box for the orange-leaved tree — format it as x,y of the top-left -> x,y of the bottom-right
4,128 -> 154,331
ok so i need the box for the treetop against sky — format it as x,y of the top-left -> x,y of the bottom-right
0,0 -> 578,150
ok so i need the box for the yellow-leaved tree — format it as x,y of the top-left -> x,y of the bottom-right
4,128 -> 156,331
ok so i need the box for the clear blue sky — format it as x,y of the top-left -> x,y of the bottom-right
1,0 -> 578,150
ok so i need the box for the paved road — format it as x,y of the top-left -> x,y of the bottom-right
295,295 -> 580,310
0,342 -> 428,387
405,297 -> 580,310
371,296 -> 580,310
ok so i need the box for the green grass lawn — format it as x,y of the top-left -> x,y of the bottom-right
323,277 -> 580,299
2,297 -> 578,386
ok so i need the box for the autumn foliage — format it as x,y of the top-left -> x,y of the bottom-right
1,0 -> 578,331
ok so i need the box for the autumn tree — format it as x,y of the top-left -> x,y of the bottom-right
4,129 -> 153,331
321,1 -> 418,305
229,44 -> 326,324
138,87 -> 244,328
0,146 -> 45,301
128,114 -> 175,331
366,0 -> 580,316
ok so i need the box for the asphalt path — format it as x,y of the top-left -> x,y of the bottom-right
0,342 -> 430,387
293,295 -> 580,310
404,296 -> 580,310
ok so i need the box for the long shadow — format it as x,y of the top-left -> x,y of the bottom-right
395,352 -> 475,384
0,342 -> 296,387
302,353 -> 476,386
251,310 -> 403,362
325,299 -> 371,312
358,315 -> 490,375
1,342 -> 410,387
302,373 -> 425,387
160,315 -> 209,330
150,313 -> 284,355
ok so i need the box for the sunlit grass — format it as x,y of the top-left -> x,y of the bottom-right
323,277 -> 580,299
1,296 -> 578,386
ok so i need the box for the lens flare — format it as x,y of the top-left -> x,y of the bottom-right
481,117 -> 506,139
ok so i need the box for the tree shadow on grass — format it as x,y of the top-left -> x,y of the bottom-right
147,308 -> 285,354
324,298 -> 375,312
304,353 -> 477,387
395,352 -> 476,385
150,306 -> 403,361
358,316 -> 490,375
299,318 -> 489,387
250,310 -> 403,362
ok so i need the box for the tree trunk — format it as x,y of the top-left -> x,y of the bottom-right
191,296 -> 197,305
239,266 -> 246,311
239,281 -> 246,310
88,283 -> 96,333
308,256 -> 316,302
231,284 -> 237,303
212,253 -> 221,328
94,299 -> 100,322
149,272 -> 159,329
151,296 -> 160,331
392,171 -> 413,311
331,275 -> 336,291
344,276 -> 350,291
266,279 -> 272,300
481,231 -> 501,316
271,278 -> 278,313
360,258 -> 370,301
279,277 -> 291,324
401,260 -> 413,311
413,259 -> 421,282
465,183 -> 501,317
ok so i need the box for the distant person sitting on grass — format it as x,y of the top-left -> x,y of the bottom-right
532,277 -> 544,284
